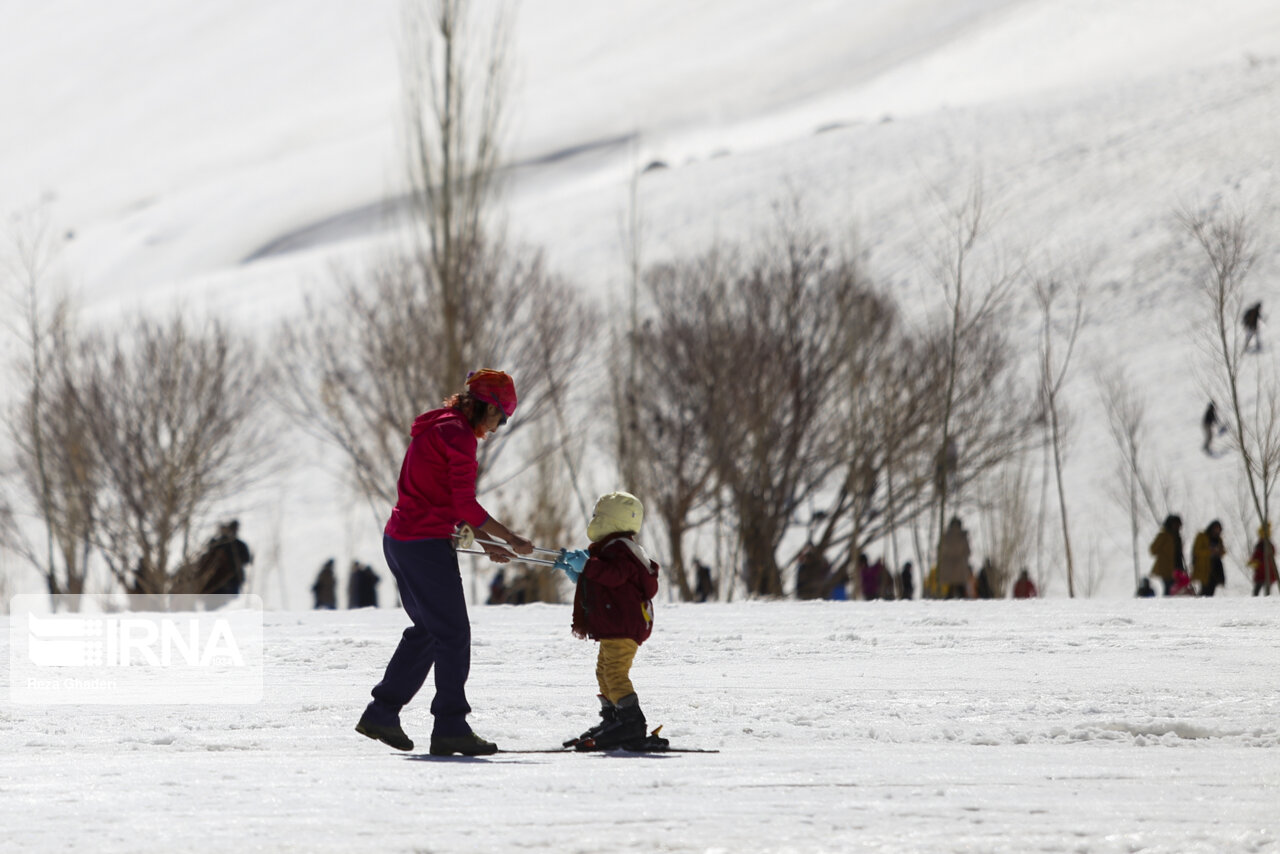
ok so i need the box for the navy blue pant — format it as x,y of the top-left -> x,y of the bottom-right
365,536 -> 472,738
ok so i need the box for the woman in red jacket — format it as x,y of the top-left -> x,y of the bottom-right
356,370 -> 533,756
556,491 -> 661,750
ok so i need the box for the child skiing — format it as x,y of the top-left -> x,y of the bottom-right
554,491 -> 662,751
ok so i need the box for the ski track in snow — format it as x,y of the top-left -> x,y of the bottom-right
2,599 -> 1277,853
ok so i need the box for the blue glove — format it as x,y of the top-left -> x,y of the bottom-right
554,548 -> 588,582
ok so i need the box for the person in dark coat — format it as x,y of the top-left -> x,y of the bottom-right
898,561 -> 915,600
312,559 -> 337,609
1202,401 -> 1222,454
937,517 -> 972,599
1250,523 -> 1277,596
795,544 -> 833,600
1012,569 -> 1038,599
555,491 -> 660,750
199,520 -> 252,597
1148,514 -> 1185,596
1243,302 -> 1262,352
976,558 -> 996,599
486,568 -> 507,605
355,369 -> 533,757
347,562 -> 380,608
1192,521 -> 1226,597
694,559 -> 716,602
860,553 -> 882,600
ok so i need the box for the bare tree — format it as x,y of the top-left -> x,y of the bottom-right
66,316 -> 275,594
278,255 -> 594,524
629,250 -> 728,599
1033,271 -> 1086,596
921,176 -> 1029,558
401,0 -> 511,387
643,224 -> 850,597
0,489 -> 20,610
1179,203 -> 1280,548
806,262 -> 940,574
975,453 -> 1036,596
1097,366 -> 1174,591
279,0 -> 595,551
2,213 -> 97,605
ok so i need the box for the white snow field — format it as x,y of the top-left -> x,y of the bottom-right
1,598 -> 1277,853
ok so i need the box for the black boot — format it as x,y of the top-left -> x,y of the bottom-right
581,693 -> 646,750
564,695 -> 616,747
429,731 -> 498,756
355,713 -> 414,751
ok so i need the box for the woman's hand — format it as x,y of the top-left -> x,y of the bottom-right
477,518 -> 534,557
506,533 -> 534,555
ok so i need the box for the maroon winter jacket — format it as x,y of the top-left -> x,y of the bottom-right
572,533 -> 660,645
384,408 -> 489,541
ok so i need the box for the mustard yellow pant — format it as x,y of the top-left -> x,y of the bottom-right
595,638 -> 639,704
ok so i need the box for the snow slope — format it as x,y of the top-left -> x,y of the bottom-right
1,599 -> 1276,852
3,1 -> 1280,601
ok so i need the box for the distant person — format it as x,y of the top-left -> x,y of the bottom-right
898,561 -> 915,601
350,562 -> 380,608
1012,569 -> 1038,599
693,559 -> 716,602
198,519 -> 252,598
347,561 -> 361,609
1148,514 -> 1185,596
795,544 -> 833,600
937,516 -> 972,599
1192,520 -> 1226,597
1249,523 -> 1277,596
976,558 -> 996,599
875,557 -> 895,601
860,553 -> 882,601
1202,401 -> 1223,454
1243,301 -> 1262,352
1167,567 -> 1196,596
923,564 -> 942,599
1135,577 -> 1157,598
312,559 -> 337,609
486,568 -> 507,605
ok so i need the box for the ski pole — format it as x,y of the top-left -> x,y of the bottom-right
453,525 -> 563,558
452,525 -> 564,566
453,547 -> 560,567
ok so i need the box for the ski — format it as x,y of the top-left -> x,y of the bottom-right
498,746 -> 719,755
501,726 -> 718,754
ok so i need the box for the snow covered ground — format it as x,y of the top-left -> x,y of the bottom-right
2,599 -> 1276,852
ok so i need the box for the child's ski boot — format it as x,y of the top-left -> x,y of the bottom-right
575,693 -> 646,751
563,695 -> 616,748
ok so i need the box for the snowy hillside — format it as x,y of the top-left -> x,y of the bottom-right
4,0 -> 1280,601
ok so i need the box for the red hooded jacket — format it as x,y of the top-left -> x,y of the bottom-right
572,533 -> 660,645
384,408 -> 489,541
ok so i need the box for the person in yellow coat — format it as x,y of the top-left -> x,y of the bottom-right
1148,514 -> 1185,596
1191,520 -> 1226,596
